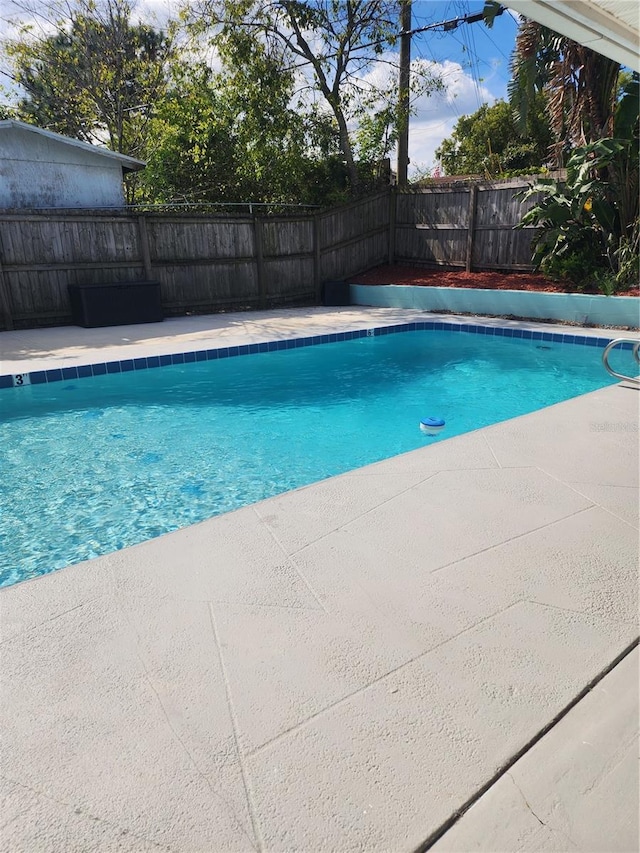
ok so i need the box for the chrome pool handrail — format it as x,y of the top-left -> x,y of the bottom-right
602,338 -> 640,383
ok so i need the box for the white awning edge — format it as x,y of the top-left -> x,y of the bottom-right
504,1 -> 640,72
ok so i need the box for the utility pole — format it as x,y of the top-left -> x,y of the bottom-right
397,0 -> 412,188
396,4 -> 504,187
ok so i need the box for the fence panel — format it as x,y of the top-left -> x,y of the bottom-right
317,191 -> 388,250
143,215 -> 260,313
395,227 -> 467,266
396,188 -> 470,227
157,261 -> 258,313
396,187 -> 469,268
318,192 -> 390,283
261,218 -> 313,257
0,180 -> 548,329
0,213 -> 144,324
320,231 -> 389,283
0,211 -> 320,328
264,257 -> 315,300
394,177 -> 546,271
147,217 -> 254,262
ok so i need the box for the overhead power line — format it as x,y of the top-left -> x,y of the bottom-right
396,3 -> 506,186
400,6 -> 504,38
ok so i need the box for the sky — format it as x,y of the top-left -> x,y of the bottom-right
397,1 -> 521,173
0,0 -> 522,175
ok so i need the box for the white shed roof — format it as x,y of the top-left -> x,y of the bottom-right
0,119 -> 146,172
504,0 -> 639,71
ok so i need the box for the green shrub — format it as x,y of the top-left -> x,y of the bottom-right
516,77 -> 639,295
540,242 -> 607,289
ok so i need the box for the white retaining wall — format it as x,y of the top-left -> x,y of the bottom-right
350,284 -> 639,329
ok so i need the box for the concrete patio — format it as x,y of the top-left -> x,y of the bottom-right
1,308 -> 638,852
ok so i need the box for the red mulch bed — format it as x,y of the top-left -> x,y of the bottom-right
348,265 -> 639,296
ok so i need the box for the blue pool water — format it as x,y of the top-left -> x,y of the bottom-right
0,329 -> 620,587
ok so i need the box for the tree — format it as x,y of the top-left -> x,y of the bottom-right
191,0 -> 443,194
435,96 -> 552,178
2,0 -> 362,206
4,0 -> 175,172
137,64 -> 243,204
212,25 -> 344,203
509,19 -> 621,166
0,104 -> 17,120
139,51 -> 349,206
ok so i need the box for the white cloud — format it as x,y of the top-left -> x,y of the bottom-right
404,58 -> 499,174
344,51 -> 502,175
135,0 -> 175,23
0,0 -> 60,40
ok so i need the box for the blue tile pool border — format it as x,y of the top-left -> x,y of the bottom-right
0,322 -> 628,390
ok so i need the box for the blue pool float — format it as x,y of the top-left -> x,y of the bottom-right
420,417 -> 445,436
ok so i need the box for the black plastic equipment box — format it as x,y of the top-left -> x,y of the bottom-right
68,280 -> 163,328
321,280 -> 350,306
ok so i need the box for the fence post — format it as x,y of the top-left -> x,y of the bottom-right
0,255 -> 14,331
465,184 -> 478,273
254,216 -> 266,308
137,215 -> 153,280
388,188 -> 396,266
313,214 -> 322,303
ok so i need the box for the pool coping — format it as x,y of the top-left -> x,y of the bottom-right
1,308 -> 638,389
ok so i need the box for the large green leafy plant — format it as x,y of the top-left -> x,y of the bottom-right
516,79 -> 639,293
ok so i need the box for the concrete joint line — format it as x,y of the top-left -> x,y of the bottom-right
411,636 -> 640,853
251,507 -> 328,613
269,472 -> 442,559
105,591 -> 325,612
524,598 -> 595,617
542,474 -> 640,531
121,598 -> 254,849
207,598 -> 325,613
351,465 -> 500,477
0,596 -> 103,647
0,775 -> 174,851
208,603 -> 264,853
106,587 -> 254,848
429,504 -> 595,575
245,601 -> 522,760
480,434 -> 502,469
525,598 -> 639,626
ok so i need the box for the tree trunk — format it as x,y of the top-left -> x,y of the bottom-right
334,106 -> 360,193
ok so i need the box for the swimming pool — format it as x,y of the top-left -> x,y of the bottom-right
0,325 -> 623,587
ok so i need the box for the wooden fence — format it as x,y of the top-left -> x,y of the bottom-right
393,176 -> 548,271
0,177 -> 544,330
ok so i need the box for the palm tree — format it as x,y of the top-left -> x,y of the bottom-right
509,19 -> 621,166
